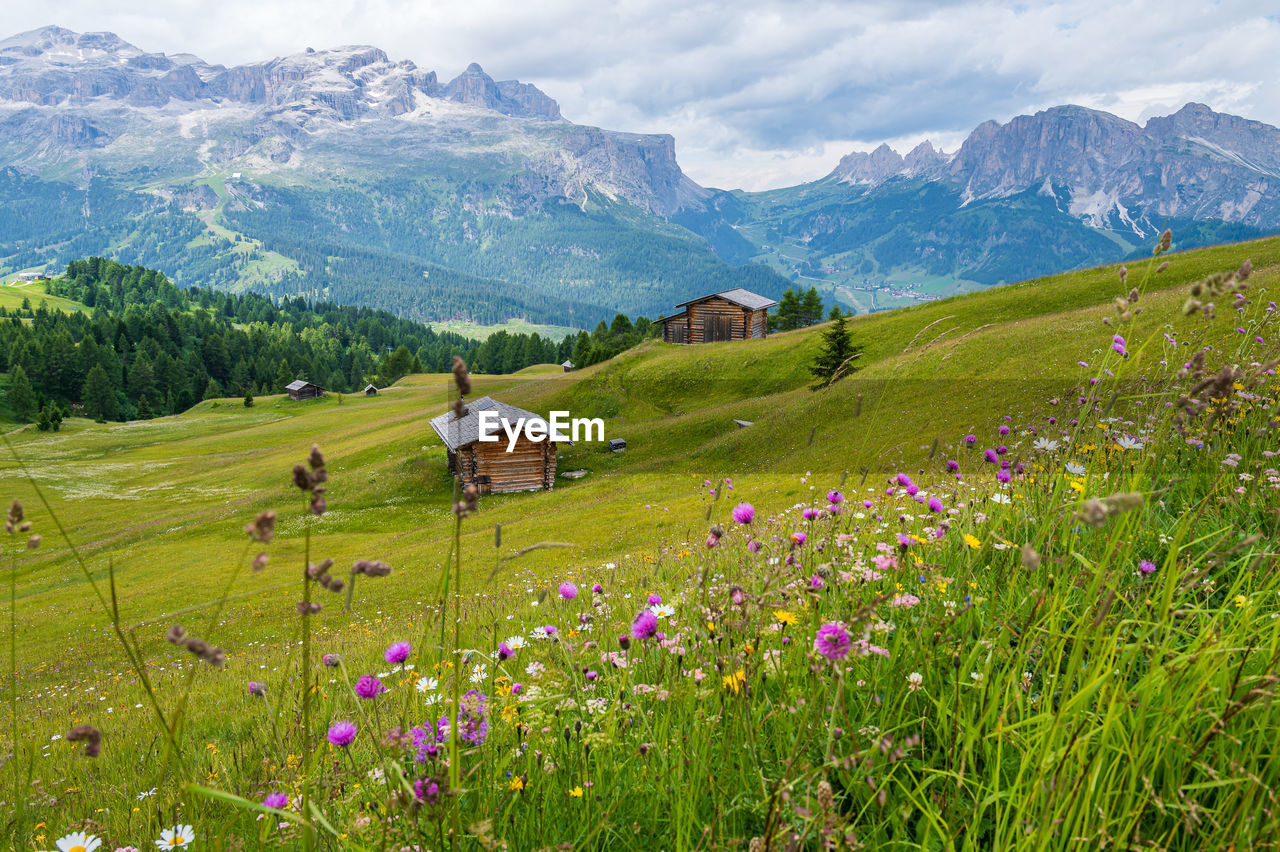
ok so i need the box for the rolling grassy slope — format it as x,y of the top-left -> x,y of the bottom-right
1,235 -> 1276,845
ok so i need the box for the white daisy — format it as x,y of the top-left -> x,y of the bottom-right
137,787 -> 157,800
504,635 -> 527,650
530,626 -> 551,639
1065,461 -> 1087,476
156,824 -> 195,848
1033,438 -> 1059,452
469,664 -> 488,684
990,493 -> 1012,504
1115,436 -> 1144,450
416,676 -> 438,694
650,604 -> 676,619
56,831 -> 103,852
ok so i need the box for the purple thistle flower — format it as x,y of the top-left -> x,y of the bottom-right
384,641 -> 411,665
827,490 -> 844,505
591,583 -> 603,594
731,503 -> 756,524
803,507 -> 821,520
946,459 -> 959,472
559,581 -> 578,600
415,777 -> 441,804
543,625 -> 557,636
790,531 -> 807,545
322,653 -> 341,667
631,610 -> 658,641
905,483 -> 919,496
355,674 -> 386,699
648,593 -> 662,606
497,642 -> 514,661
964,434 -> 977,445
896,473 -> 914,487
862,499 -> 873,509
747,539 -> 762,553
263,791 -> 289,809
998,424 -> 1010,436
810,574 -> 825,591
328,721 -> 357,747
897,533 -> 911,549
927,497 -> 944,513
984,449 -> 999,464
247,681 -> 266,697
997,469 -> 1012,483
996,445 -> 1007,455
1139,559 -> 1157,574
814,622 -> 851,661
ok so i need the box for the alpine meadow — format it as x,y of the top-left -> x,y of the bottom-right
2,11 -> 1280,852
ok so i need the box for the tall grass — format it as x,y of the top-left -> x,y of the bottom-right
3,242 -> 1279,850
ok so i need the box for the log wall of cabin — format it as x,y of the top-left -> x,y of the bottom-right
687,297 -> 749,343
661,315 -> 689,344
469,437 -> 557,493
748,308 -> 768,338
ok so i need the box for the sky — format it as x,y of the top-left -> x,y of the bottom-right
4,0 -> 1279,190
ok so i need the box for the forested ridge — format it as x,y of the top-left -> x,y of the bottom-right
0,258 -> 654,425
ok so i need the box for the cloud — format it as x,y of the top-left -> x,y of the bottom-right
3,0 -> 1279,189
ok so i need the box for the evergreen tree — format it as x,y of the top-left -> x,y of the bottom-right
809,313 -> 862,390
800,287 -> 825,327
36,406 -> 51,432
82,364 -> 118,421
137,394 -> 153,420
203,378 -> 222,400
773,288 -> 801,331
381,345 -> 415,384
244,390 -> 255,408
275,359 -> 293,393
6,365 -> 36,421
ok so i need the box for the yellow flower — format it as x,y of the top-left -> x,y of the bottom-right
509,777 -> 525,791
963,534 -> 981,549
722,669 -> 747,694
568,786 -> 583,798
773,610 -> 797,626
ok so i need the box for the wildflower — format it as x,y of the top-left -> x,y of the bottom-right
722,668 -> 747,694
384,641 -> 411,665
773,610 -> 797,626
984,449 -> 998,464
591,583 -> 603,594
504,634 -> 527,650
328,721 -> 357,747
155,825 -> 194,848
964,434 -> 977,445
631,610 -> 658,640
810,574 -> 825,590
262,791 -> 289,809
1065,461 -> 1086,476
243,509 -> 277,543
998,424 -> 1010,436
417,675 -> 439,693
497,642 -> 514,661
1112,335 -> 1128,356
731,503 -> 756,524
568,786 -> 584,798
246,681 -> 266,697
509,776 -> 525,791
963,533 -> 981,549
1033,438 -> 1059,452
906,672 -> 923,692
648,593 -> 662,605
1138,559 -> 1157,574
813,622 -> 851,661
415,777 -> 441,804
946,459 -> 959,472
802,507 -> 822,521
55,831 -> 103,852
650,603 -> 675,619
747,539 -> 762,553
827,490 -> 844,505
997,469 -> 1012,483
927,496 -> 944,513
790,531 -> 807,545
322,653 -> 341,667
355,674 -> 386,699
559,581 -> 578,600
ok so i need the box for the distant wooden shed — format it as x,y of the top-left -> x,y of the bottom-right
659,287 -> 777,344
561,360 -> 574,373
429,396 -> 558,493
286,380 -> 324,400
363,383 -> 378,396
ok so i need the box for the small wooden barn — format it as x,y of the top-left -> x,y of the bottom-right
363,383 -> 379,396
658,287 -> 778,344
429,396 -> 558,494
286,380 -> 324,400
561,360 -> 574,373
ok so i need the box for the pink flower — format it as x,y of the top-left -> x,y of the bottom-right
328,721 -> 357,747
355,675 -> 386,699
384,641 -> 411,665
558,581 -> 578,600
731,503 -> 755,524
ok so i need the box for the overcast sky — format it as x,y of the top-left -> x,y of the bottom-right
4,1 -> 1279,190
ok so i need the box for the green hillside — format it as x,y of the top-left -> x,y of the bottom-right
2,235 -> 1278,848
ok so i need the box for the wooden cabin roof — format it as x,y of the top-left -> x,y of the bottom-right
429,396 -> 552,451
286,380 -> 321,391
674,287 -> 778,311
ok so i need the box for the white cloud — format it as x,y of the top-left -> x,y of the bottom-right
3,0 -> 1279,190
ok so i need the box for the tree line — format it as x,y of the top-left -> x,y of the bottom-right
1,258 -> 652,426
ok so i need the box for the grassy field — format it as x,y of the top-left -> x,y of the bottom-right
1,235 -> 1278,849
0,279 -> 87,314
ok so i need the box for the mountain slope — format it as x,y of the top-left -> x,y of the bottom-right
0,26 -> 784,325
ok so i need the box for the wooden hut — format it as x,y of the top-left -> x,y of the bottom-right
658,287 -> 777,344
429,396 -> 558,493
363,383 -> 379,396
561,360 -> 575,373
286,380 -> 324,400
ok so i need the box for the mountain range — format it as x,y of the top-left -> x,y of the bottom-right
2,26 -> 1278,323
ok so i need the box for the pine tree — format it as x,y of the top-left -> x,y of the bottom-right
203,378 -> 222,400
773,288 -> 801,331
6,365 -> 36,421
82,364 -> 118,421
137,394 -> 153,420
244,390 -> 255,408
809,313 -> 862,390
800,287 -> 824,327
275,359 -> 293,393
